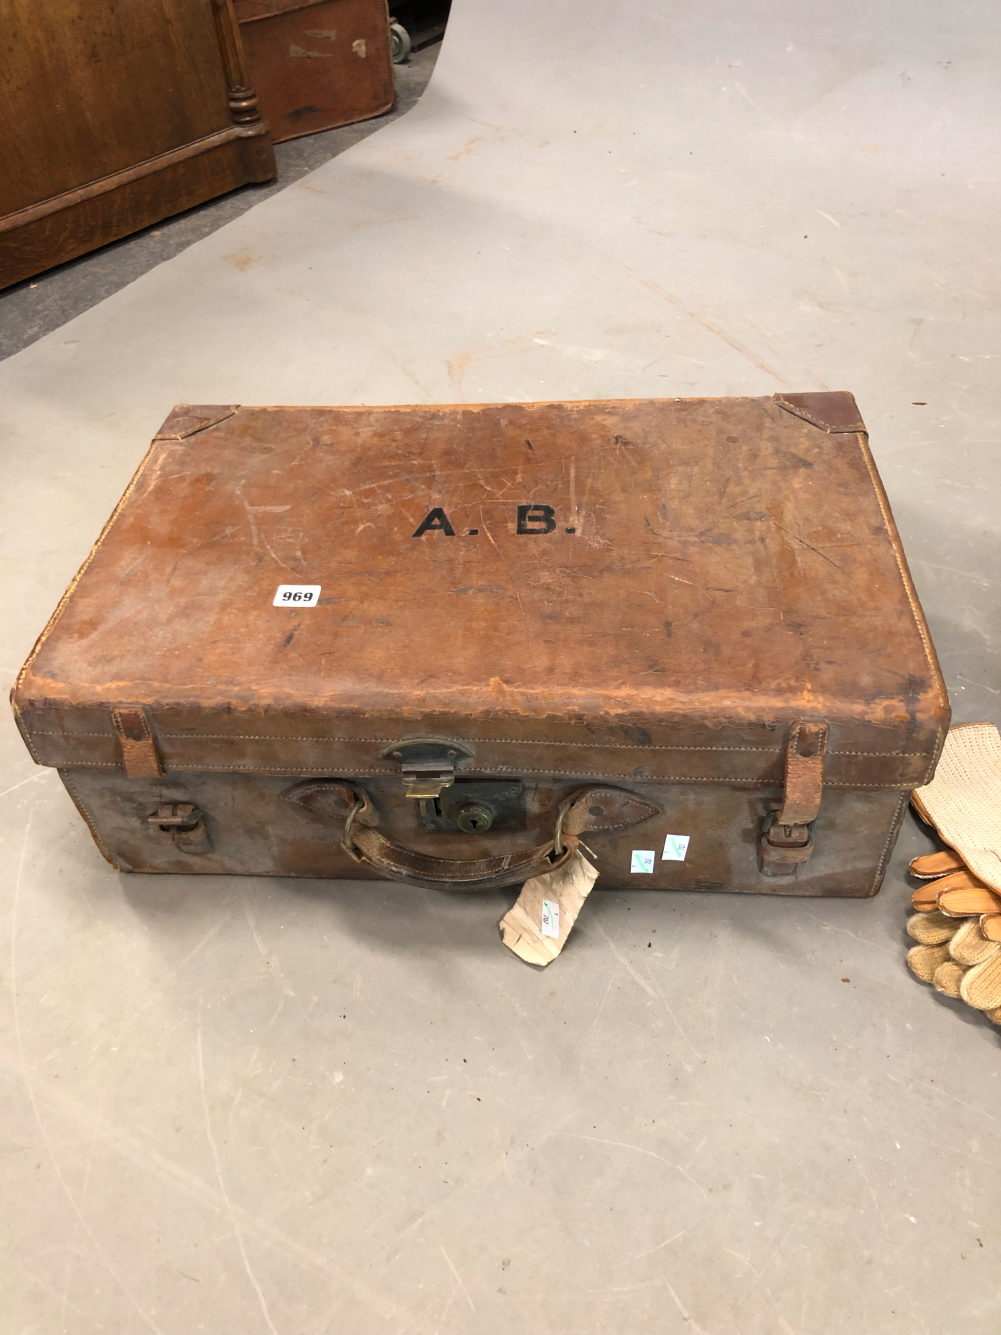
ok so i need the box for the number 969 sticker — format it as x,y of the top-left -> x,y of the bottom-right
273,584 -> 321,607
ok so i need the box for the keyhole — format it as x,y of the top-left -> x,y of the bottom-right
455,802 -> 494,833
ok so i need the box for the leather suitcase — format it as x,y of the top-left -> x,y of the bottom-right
12,394 -> 949,897
233,0 -> 394,144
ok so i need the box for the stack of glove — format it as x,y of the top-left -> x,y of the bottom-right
905,722 -> 1001,1021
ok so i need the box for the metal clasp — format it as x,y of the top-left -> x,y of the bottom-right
381,738 -> 475,822
403,766 -> 455,823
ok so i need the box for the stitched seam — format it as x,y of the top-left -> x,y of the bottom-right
126,763 -> 908,788
51,761 -> 910,789
13,444 -> 161,705
853,433 -> 943,706
778,399 -> 831,431
111,706 -> 162,776
30,732 -> 123,738
153,407 -> 237,440
580,787 -> 658,832
31,732 -> 787,748
12,703 -> 43,763
775,395 -> 865,434
853,430 -> 948,784
165,735 -> 790,751
48,761 -> 122,768
180,764 -> 401,775
59,771 -> 123,867
870,791 -> 910,894
111,708 -> 153,745
836,751 -> 927,758
824,782 -> 914,790
25,730 -> 930,759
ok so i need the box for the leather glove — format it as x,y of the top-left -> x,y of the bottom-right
905,723 -> 1001,1017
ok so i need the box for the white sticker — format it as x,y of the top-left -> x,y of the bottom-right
630,850 -> 656,874
541,898 -> 560,938
273,584 -> 321,607
662,834 -> 690,862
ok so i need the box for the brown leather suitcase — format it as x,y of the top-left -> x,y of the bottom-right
12,394 -> 949,897
233,0 -> 394,144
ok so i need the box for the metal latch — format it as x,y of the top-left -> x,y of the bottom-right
382,738 -> 475,822
402,765 -> 455,801
147,802 -> 211,854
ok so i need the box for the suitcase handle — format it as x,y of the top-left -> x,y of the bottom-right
339,785 -> 659,892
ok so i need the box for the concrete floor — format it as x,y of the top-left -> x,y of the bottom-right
2,2 -> 1000,1332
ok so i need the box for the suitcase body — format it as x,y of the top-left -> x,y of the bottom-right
13,395 -> 949,896
233,0 -> 395,144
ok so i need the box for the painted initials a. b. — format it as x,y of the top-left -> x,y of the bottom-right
412,504 -> 575,537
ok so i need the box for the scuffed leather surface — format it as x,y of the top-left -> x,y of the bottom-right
16,397 -> 948,789
60,769 -> 908,898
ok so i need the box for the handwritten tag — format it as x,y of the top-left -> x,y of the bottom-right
662,834 -> 690,862
630,850 -> 655,874
541,898 -> 560,938
499,850 -> 599,967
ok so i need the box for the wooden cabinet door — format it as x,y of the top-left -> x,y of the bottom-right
0,0 -> 276,288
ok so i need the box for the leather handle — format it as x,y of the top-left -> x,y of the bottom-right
335,785 -> 659,892
345,824 -> 577,891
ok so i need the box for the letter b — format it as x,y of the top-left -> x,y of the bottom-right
516,504 -> 556,534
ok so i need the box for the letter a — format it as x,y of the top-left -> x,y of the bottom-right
412,507 -> 456,537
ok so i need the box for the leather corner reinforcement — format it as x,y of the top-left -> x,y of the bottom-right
153,405 -> 239,440
774,391 -> 867,435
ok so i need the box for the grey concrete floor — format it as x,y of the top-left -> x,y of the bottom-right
0,44 -> 440,362
2,2 -> 1000,1332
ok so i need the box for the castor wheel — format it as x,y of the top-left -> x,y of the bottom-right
389,20 -> 412,64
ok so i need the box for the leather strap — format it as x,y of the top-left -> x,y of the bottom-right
111,706 -> 163,777
338,785 -> 658,892
775,721 -> 828,827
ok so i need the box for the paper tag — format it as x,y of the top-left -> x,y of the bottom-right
662,834 -> 690,862
541,898 -> 560,938
630,850 -> 656,874
273,584 -> 321,607
499,850 -> 599,967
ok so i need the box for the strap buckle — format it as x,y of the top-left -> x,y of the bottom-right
760,721 -> 828,876
147,802 -> 211,854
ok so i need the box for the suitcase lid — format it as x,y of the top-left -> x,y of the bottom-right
13,395 -> 949,790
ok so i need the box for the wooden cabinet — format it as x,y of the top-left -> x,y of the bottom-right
0,0 -> 276,289
234,0 -> 395,145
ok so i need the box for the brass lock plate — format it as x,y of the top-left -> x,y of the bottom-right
416,780 -> 524,835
